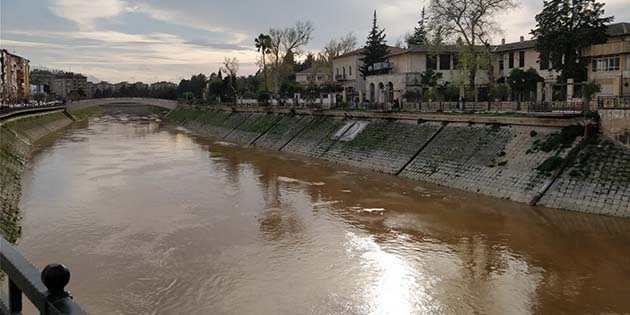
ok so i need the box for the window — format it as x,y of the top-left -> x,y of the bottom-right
439,54 -> 451,70
426,55 -> 437,70
518,51 -> 525,68
498,53 -> 504,70
508,52 -> 514,68
342,67 -> 346,77
540,51 -> 549,70
453,55 -> 459,68
349,66 -> 352,76
592,56 -> 621,72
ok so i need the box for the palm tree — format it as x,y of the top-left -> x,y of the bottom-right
255,33 -> 272,93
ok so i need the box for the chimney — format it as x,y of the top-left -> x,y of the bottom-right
520,36 -> 524,42
501,38 -> 505,45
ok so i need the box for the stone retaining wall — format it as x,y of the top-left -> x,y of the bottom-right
252,115 -> 315,151
0,112 -> 73,243
539,137 -> 630,217
599,109 -> 630,148
399,124 -> 574,203
320,120 -> 442,174
280,116 -> 347,157
166,108 -> 630,218
225,113 -> 283,145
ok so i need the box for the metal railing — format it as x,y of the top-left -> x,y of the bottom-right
183,99 -> 590,115
597,96 -> 630,109
0,102 -> 65,116
0,236 -> 87,315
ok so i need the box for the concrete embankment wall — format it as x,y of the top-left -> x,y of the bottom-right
167,108 -> 630,218
600,109 -> 630,148
0,111 -> 73,242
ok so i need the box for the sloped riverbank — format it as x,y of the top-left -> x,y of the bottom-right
167,108 -> 630,218
0,111 -> 73,242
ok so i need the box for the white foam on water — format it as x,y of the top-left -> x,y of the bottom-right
312,200 -> 339,207
214,141 -> 236,146
277,176 -> 325,186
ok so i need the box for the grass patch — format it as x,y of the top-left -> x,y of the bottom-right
536,156 -> 564,176
530,125 -> 583,153
70,106 -> 103,121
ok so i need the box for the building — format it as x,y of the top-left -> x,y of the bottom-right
295,66 -> 332,86
492,36 -> 559,83
1,49 -> 30,102
31,69 -> 89,100
332,46 -> 404,102
583,22 -> 630,97
364,45 -> 474,103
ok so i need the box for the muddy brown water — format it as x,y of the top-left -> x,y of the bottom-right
13,112 -> 630,314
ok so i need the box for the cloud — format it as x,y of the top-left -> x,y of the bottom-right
3,0 -> 627,83
50,0 -> 126,29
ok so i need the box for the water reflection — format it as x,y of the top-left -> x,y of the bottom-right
15,113 -> 630,314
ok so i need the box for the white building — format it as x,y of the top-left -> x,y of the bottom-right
332,46 -> 404,103
295,67 -> 332,86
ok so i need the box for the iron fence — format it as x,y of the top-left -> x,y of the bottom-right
0,236 -> 87,315
597,96 -> 630,109
185,99 -> 590,115
0,102 -> 65,117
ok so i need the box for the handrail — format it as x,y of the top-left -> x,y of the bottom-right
0,236 -> 88,315
0,106 -> 66,121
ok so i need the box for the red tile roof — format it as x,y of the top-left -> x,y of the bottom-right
333,46 -> 405,60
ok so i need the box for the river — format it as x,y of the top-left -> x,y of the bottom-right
16,111 -> 630,314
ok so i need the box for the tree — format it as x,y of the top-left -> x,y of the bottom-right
429,0 -> 516,100
406,7 -> 429,47
420,68 -> 443,101
507,68 -> 543,105
294,52 -> 315,72
189,74 -> 207,99
267,21 -> 314,93
321,33 -> 357,64
531,0 -> 613,82
359,10 -> 389,78
255,33 -> 272,92
222,57 -> 240,104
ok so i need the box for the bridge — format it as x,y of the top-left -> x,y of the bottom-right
66,97 -> 178,112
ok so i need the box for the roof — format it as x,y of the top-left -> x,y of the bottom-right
387,44 -> 484,57
607,22 -> 630,37
332,46 -> 405,60
493,39 -> 537,52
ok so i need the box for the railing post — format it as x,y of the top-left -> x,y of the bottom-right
41,264 -> 78,315
8,279 -> 22,314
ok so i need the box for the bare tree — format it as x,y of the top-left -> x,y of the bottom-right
321,33 -> 357,63
281,21 -> 314,57
267,21 -> 315,93
429,0 -> 516,101
222,57 -> 240,104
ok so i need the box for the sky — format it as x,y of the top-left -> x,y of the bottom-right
1,0 -> 628,83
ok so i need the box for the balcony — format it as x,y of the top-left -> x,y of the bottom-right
335,74 -> 348,81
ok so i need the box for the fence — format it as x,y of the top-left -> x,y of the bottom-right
185,98 -> 589,115
598,96 -> 630,109
0,102 -> 65,116
0,236 -> 87,315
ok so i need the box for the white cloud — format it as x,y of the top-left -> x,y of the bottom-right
50,0 -> 126,29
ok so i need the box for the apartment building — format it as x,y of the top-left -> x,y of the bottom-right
583,22 -> 630,96
493,36 -> 559,83
1,49 -> 30,102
